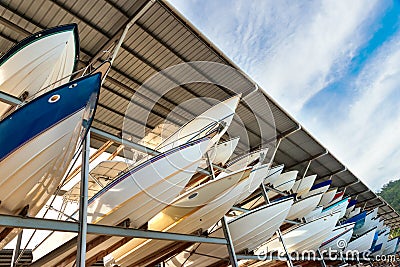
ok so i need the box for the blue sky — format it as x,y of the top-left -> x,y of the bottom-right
169,0 -> 400,191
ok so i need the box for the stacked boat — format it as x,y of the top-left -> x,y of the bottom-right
0,24 -> 102,249
0,25 -> 397,267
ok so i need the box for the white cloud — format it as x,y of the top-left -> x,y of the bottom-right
169,0 -> 400,190
317,34 -> 400,190
170,0 -> 382,115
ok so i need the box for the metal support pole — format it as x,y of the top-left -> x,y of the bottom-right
293,159 -> 312,195
260,183 -> 294,267
302,217 -> 327,267
317,249 -> 327,267
110,20 -> 132,66
206,152 -> 216,180
221,216 -> 238,267
76,131 -> 90,266
0,91 -> 22,105
268,138 -> 282,166
302,160 -> 312,179
11,230 -> 23,267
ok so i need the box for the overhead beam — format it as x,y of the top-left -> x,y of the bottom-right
286,149 -> 328,169
317,167 -> 347,181
347,190 -> 371,200
0,214 -> 227,245
47,0 -> 269,145
235,254 -> 370,262
89,0 -> 155,63
379,211 -> 396,217
340,180 -> 360,192
0,4 -> 302,161
386,216 -> 400,223
366,202 -> 386,210
0,16 -> 30,36
0,91 -> 22,105
90,127 -> 227,175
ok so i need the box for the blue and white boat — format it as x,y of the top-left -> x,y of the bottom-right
345,199 -> 357,217
352,208 -> 378,236
320,222 -> 355,251
0,73 -> 101,248
383,237 -> 399,255
303,179 -> 332,198
345,227 -> 377,254
319,197 -> 350,219
344,210 -> 367,233
0,24 -> 79,117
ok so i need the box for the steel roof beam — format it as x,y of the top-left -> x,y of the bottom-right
0,91 -> 22,105
379,211 -> 397,217
286,149 -> 328,169
102,84 -> 182,126
386,216 -> 400,223
89,0 -> 154,63
0,16 -> 30,36
366,202 -> 386,210
134,21 -> 280,135
48,0 -> 270,146
0,214 -> 227,244
339,180 -> 360,191
0,3 -> 302,160
0,31 -> 17,43
315,167 -> 347,181
347,190 -> 371,200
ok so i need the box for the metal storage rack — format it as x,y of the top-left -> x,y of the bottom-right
0,0 -> 399,266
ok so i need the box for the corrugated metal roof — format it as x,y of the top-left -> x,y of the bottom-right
0,0 -> 398,231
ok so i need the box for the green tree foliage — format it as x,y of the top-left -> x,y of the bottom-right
378,179 -> 400,238
379,179 -> 400,212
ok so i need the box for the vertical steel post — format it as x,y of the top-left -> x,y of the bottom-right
221,215 -> 239,267
303,216 -> 327,267
11,230 -> 23,267
293,159 -> 312,195
317,249 -> 327,267
76,130 -> 90,266
268,138 -> 281,167
206,152 -> 216,180
260,183 -> 294,267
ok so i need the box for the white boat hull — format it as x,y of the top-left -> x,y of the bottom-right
382,238 -> 398,255
304,206 -> 323,222
286,192 -> 323,221
345,227 -> 376,252
235,163 -> 270,204
32,138 -> 210,265
104,168 -> 252,267
0,73 -> 101,249
264,164 -> 284,185
156,95 -> 241,152
303,182 -> 331,198
166,198 -> 294,267
320,223 -> 355,251
348,207 -> 361,218
319,188 -> 338,207
267,170 -> 298,198
199,137 -> 239,168
291,174 -> 317,197
256,212 -> 341,254
353,209 -> 378,236
0,24 -> 78,116
226,147 -> 269,172
319,198 -> 350,220
241,170 -> 298,209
